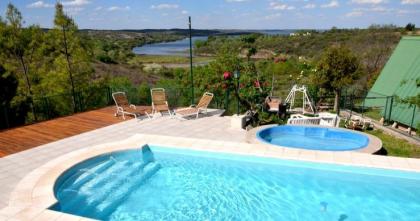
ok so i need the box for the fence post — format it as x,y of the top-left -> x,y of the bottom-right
388,96 -> 394,122
383,96 -> 389,125
410,105 -> 417,134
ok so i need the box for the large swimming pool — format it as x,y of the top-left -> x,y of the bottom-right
257,125 -> 370,151
52,145 -> 420,221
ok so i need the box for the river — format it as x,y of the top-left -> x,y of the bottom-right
132,36 -> 208,57
132,30 -> 299,56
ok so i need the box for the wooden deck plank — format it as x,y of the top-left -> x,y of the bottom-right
0,106 -> 152,157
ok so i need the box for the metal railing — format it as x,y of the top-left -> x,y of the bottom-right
1,86 -> 418,132
0,85 -> 236,130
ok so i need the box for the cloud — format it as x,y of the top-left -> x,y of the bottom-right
269,2 -> 295,10
303,4 -> 316,9
321,1 -> 339,8
150,4 -> 179,10
351,0 -> 386,4
27,1 -> 54,8
345,6 -> 394,17
346,11 -> 363,17
64,7 -> 84,15
401,0 -> 420,4
226,0 -> 248,2
108,6 -> 131,11
61,0 -> 90,6
264,13 -> 282,20
181,10 -> 188,15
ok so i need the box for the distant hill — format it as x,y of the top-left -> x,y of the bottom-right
78,29 -> 305,37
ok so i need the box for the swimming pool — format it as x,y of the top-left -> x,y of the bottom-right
257,125 -> 371,151
52,145 -> 420,221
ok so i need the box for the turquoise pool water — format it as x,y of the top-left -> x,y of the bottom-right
53,146 -> 420,221
257,125 -> 370,151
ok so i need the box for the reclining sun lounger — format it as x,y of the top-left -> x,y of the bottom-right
175,92 -> 214,119
112,92 -> 151,120
151,88 -> 173,117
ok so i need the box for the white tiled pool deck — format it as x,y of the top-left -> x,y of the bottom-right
1,113 -> 420,220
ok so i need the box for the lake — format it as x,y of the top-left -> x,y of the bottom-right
132,36 -> 208,57
132,30 -> 299,56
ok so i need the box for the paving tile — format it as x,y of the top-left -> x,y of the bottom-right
1,113 -> 419,219
32,209 -> 62,221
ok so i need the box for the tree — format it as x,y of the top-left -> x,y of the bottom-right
46,3 -> 93,112
2,4 -> 42,98
241,34 -> 258,62
0,65 -> 18,106
405,23 -> 416,32
0,4 -> 43,121
316,45 -> 360,113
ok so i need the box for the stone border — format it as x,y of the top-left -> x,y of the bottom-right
247,125 -> 382,154
1,133 -> 420,220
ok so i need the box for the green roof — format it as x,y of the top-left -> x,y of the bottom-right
365,36 -> 420,128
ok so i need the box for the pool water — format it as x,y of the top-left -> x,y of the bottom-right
53,146 -> 420,221
257,125 -> 370,151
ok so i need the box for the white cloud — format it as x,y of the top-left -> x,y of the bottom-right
303,3 -> 316,9
150,4 -> 179,10
269,2 -> 295,10
64,7 -> 84,15
108,6 -> 131,11
346,11 -> 363,17
181,10 -> 188,15
27,1 -> 53,8
351,0 -> 386,4
62,0 -> 90,6
264,13 -> 282,20
321,1 -> 339,8
401,0 -> 420,4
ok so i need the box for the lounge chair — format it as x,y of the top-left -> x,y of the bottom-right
175,92 -> 214,119
112,92 -> 151,120
151,88 -> 173,117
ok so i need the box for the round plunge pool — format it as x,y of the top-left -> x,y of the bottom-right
257,125 -> 370,151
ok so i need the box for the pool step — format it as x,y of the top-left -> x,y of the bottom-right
58,159 -> 116,194
95,162 -> 162,219
57,159 -> 133,212
69,161 -> 160,217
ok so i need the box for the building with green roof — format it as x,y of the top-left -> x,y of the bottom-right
364,36 -> 420,129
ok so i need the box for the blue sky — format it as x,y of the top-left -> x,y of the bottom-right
1,0 -> 419,29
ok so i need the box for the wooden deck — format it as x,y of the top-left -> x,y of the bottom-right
0,106 -> 151,157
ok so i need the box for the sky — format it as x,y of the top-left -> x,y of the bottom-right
0,0 -> 419,29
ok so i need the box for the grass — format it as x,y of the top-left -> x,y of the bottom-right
129,55 -> 214,64
366,129 -> 420,158
362,109 -> 383,121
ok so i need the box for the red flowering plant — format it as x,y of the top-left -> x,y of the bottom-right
221,62 -> 270,114
223,71 -> 232,80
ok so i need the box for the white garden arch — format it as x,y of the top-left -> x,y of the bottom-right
285,85 -> 315,114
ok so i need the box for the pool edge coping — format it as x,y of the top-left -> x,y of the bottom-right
1,133 -> 419,220
247,125 -> 382,154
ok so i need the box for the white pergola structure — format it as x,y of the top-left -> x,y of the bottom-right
285,85 -> 315,114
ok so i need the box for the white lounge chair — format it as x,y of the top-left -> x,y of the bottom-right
112,92 -> 151,120
151,88 -> 173,117
175,92 -> 214,119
